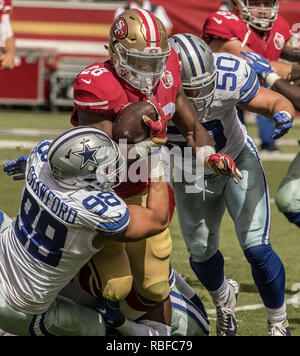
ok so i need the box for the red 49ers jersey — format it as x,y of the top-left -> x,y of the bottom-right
0,0 -> 12,16
71,49 -> 181,198
202,10 -> 290,60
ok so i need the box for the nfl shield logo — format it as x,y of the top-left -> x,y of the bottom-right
273,32 -> 285,50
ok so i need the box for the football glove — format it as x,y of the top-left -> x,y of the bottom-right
205,153 -> 243,184
272,111 -> 293,139
3,155 -> 28,180
96,297 -> 124,327
142,99 -> 168,145
240,51 -> 274,81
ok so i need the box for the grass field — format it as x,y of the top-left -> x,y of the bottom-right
1,109 -> 300,336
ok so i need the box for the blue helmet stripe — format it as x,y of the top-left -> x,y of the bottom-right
173,35 -> 198,77
182,33 -> 206,74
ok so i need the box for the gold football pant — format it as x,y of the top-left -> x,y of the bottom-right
91,189 -> 172,303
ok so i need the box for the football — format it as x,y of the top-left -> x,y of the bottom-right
112,102 -> 157,143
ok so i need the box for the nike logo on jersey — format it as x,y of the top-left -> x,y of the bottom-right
110,213 -> 123,219
213,17 -> 222,25
81,78 -> 91,85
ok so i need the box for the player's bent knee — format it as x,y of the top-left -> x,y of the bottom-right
275,185 -> 293,213
139,280 -> 170,303
102,275 -> 133,301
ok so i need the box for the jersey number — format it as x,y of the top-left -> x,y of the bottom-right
81,65 -> 108,77
83,192 -> 121,216
14,189 -> 67,267
216,56 -> 240,92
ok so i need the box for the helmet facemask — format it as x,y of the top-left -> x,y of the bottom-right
169,33 -> 217,113
109,9 -> 171,95
236,0 -> 279,31
113,41 -> 171,95
183,71 -> 217,112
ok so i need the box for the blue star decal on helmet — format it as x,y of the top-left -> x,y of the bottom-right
72,139 -> 99,169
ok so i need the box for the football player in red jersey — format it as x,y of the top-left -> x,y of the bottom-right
70,9 -> 243,335
0,0 -> 15,70
202,0 -> 300,152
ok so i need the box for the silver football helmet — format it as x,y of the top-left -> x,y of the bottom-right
169,33 -> 216,112
230,0 -> 279,31
47,126 -> 126,191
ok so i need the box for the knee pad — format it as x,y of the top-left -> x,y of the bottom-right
136,279 -> 170,303
102,275 -> 133,302
275,185 -> 293,213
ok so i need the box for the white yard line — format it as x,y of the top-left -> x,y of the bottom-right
0,128 -> 61,136
207,297 -> 298,315
0,140 -> 38,149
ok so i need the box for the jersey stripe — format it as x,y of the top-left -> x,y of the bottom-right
73,98 -> 108,108
246,135 -> 271,244
96,208 -> 130,235
239,68 -> 259,103
170,290 -> 210,335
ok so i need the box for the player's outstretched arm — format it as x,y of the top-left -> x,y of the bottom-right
173,89 -> 243,184
120,177 -> 169,241
238,87 -> 295,139
93,154 -> 169,249
241,51 -> 300,111
173,88 -> 215,154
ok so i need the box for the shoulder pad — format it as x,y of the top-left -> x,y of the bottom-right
73,63 -> 127,115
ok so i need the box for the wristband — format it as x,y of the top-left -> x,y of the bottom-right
265,72 -> 282,88
202,145 -> 216,160
132,139 -> 160,158
148,150 -> 164,180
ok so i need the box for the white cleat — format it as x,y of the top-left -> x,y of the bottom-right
268,319 -> 291,336
216,279 -> 239,336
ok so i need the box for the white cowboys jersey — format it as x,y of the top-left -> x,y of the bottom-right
167,53 -> 260,174
0,140 -> 129,314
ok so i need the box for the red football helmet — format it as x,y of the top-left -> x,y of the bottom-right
229,0 -> 279,31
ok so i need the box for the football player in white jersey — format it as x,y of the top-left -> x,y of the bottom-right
167,33 -> 295,336
0,126 -> 170,336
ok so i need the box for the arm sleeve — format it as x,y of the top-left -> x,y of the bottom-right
1,14 -> 13,40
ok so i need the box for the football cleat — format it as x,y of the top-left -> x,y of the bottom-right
216,279 -> 239,336
268,318 -> 291,336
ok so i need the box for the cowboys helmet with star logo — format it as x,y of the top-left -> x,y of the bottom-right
47,126 -> 126,190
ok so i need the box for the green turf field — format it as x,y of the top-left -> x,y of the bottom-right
1,110 -> 300,336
